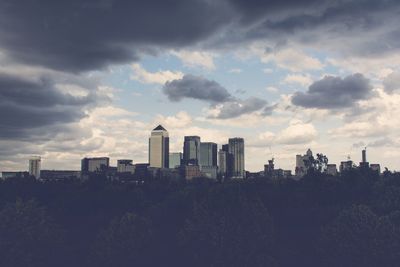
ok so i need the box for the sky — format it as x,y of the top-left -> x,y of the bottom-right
1,0 -> 400,172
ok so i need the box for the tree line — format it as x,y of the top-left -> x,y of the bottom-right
0,168 -> 399,267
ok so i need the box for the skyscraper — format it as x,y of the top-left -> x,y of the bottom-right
218,149 -> 227,176
219,144 -> 234,178
228,138 -> 245,178
29,156 -> 41,179
149,125 -> 169,168
200,142 -> 218,179
183,136 -> 200,166
200,142 -> 217,167
359,148 -> 369,169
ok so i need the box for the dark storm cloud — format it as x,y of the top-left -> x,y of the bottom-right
0,74 -> 103,139
1,0 -> 400,72
292,73 -> 373,109
212,97 -> 268,119
0,0 -> 232,72
163,75 -> 270,118
163,74 -> 233,103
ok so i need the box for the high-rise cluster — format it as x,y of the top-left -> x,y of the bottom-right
148,125 -> 245,180
0,125 -> 385,181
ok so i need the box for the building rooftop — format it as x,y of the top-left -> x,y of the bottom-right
153,125 -> 167,131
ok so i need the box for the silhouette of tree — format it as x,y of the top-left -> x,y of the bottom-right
0,199 -> 64,267
180,188 -> 276,267
318,205 -> 400,267
89,212 -> 154,267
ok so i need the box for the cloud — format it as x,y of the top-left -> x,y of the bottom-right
210,97 -> 269,119
163,74 -> 232,103
0,0 -> 399,76
261,48 -> 323,72
383,71 -> 400,93
171,50 -> 216,70
0,73 -> 106,140
2,1 -> 400,74
164,75 -> 272,119
276,120 -> 318,145
247,120 -> 318,147
352,141 -> 366,149
283,74 -> 313,87
262,104 -> 276,116
131,64 -> 183,84
329,121 -> 387,138
0,0 -> 232,72
292,73 -> 373,109
368,137 -> 396,147
154,111 -> 192,129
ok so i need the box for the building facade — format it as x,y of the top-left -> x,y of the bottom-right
183,136 -> 201,166
200,142 -> 217,167
40,170 -> 80,180
182,165 -> 202,180
370,164 -> 381,174
169,152 -> 183,169
228,138 -> 245,178
29,156 -> 41,179
359,148 -> 369,169
117,160 -> 135,174
340,160 -> 353,172
81,157 -> 110,173
295,149 -> 313,178
1,171 -> 29,179
149,125 -> 169,168
326,164 -> 338,176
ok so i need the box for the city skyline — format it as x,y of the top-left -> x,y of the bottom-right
2,125 -> 383,177
1,1 -> 400,172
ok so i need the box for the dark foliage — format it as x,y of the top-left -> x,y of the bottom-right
0,169 -> 399,266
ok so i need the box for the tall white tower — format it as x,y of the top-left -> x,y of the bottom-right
149,125 -> 169,168
29,156 -> 41,179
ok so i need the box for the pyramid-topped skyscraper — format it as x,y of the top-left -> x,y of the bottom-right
149,125 -> 169,168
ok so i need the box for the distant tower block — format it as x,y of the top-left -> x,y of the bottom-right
228,137 -> 245,179
149,125 -> 169,168
362,148 -> 367,163
359,147 -> 369,169
29,156 -> 41,179
183,136 -> 201,166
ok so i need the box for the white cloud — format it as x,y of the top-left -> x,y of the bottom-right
329,121 -> 387,138
276,120 -> 318,145
283,74 -> 313,87
171,50 -> 216,70
154,111 -> 192,129
130,63 -> 183,84
261,48 -> 324,72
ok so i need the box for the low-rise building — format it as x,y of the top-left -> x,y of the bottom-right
40,170 -> 80,181
326,164 -> 338,176
370,164 -> 381,174
1,171 -> 29,179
